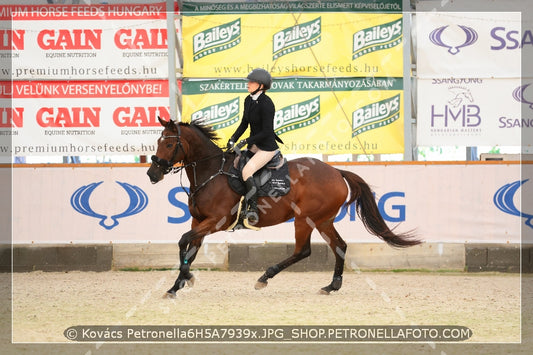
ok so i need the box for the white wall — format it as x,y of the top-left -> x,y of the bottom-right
10,162 -> 525,244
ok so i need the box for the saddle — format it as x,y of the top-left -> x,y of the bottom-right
226,150 -> 291,231
228,150 -> 291,197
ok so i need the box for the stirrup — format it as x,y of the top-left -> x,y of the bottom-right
245,209 -> 259,225
244,214 -> 260,230
227,197 -> 260,231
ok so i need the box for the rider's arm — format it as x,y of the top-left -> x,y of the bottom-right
230,97 -> 251,143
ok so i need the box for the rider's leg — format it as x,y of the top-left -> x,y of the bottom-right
242,146 -> 278,223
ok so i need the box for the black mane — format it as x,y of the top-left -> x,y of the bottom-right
178,121 -> 220,143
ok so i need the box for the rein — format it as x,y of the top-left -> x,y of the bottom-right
170,150 -> 238,203
175,152 -> 236,201
152,122 -> 238,204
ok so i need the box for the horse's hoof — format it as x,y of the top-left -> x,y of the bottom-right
319,287 -> 332,295
186,276 -> 195,287
255,281 -> 268,290
164,291 -> 176,299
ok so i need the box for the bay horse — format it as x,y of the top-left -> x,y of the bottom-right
147,118 -> 421,297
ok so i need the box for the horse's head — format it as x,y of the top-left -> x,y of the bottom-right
147,117 -> 185,184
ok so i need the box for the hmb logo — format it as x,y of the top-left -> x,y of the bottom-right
431,87 -> 481,128
429,25 -> 478,55
272,17 -> 321,60
193,18 -> 241,61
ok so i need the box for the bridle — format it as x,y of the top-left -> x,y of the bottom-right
151,125 -> 238,203
150,133 -> 183,174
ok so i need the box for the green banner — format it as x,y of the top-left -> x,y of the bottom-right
182,77 -> 403,95
181,0 -> 403,14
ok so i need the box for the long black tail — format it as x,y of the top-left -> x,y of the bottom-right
339,169 -> 422,248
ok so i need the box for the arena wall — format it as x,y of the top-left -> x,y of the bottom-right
2,242 -> 531,273
2,161 -> 531,273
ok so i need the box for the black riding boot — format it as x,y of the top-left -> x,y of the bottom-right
244,177 -> 259,224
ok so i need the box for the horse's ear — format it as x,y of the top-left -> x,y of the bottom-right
158,116 -> 168,127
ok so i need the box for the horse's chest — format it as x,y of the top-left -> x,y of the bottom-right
188,203 -> 203,220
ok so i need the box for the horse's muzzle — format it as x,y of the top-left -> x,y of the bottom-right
151,155 -> 172,168
147,166 -> 162,184
147,155 -> 173,184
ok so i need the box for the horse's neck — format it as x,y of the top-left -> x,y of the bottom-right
183,136 -> 223,186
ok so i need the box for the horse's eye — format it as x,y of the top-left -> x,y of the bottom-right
166,143 -> 173,148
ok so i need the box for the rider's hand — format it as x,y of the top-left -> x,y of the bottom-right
226,140 -> 235,150
236,139 -> 247,149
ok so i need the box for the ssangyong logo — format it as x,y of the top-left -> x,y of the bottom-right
352,18 -> 402,60
352,94 -> 400,137
494,180 -> 533,229
512,83 -> 533,109
191,97 -> 240,130
429,25 -> 478,55
193,18 -> 241,61
272,17 -> 321,60
274,96 -> 320,135
71,181 -> 148,230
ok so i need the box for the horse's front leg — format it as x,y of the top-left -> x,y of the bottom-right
165,218 -> 214,297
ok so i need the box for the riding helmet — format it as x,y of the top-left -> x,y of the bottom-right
247,68 -> 272,90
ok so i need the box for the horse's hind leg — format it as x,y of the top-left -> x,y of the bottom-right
317,219 -> 347,295
255,219 -> 313,290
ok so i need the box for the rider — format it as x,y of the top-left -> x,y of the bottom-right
227,68 -> 283,224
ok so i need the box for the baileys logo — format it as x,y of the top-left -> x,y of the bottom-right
352,94 -> 401,137
193,18 -> 241,61
352,18 -> 402,60
191,98 -> 240,130
274,96 -> 320,135
273,17 -> 321,60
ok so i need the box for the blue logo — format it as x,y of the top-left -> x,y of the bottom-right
429,25 -> 478,55
512,83 -> 533,110
494,179 -> 533,229
166,187 -> 406,224
71,181 -> 148,230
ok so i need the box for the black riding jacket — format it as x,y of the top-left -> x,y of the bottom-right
230,92 -> 283,151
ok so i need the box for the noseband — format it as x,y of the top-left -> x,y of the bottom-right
151,133 -> 183,174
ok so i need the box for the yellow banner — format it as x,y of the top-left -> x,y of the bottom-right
182,78 -> 404,155
182,13 -> 403,78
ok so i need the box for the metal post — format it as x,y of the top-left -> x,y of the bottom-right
402,1 -> 414,161
166,0 -> 179,121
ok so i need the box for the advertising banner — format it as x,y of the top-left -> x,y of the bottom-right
10,162 -> 524,244
416,12 -> 522,79
1,2 -> 176,80
181,0 -> 402,13
1,80 -> 169,156
416,78 -> 523,146
182,12 -> 404,78
182,77 -> 404,155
